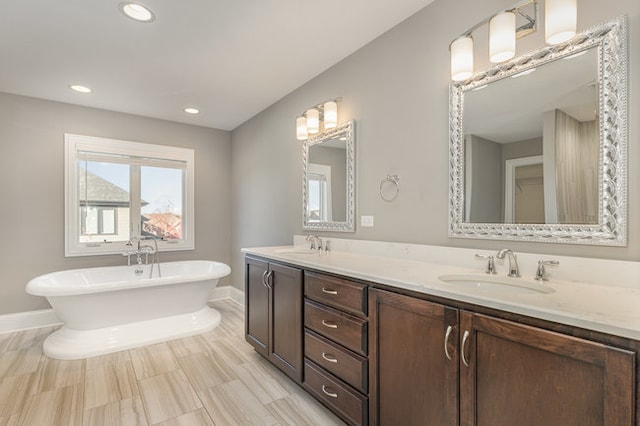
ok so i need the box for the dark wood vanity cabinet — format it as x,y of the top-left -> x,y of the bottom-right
368,289 -> 459,426
245,256 -> 303,383
302,271 -> 369,426
369,288 -> 636,426
245,257 -> 637,425
459,311 -> 635,426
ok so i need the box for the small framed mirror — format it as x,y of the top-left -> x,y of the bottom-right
449,15 -> 627,245
303,120 -> 355,232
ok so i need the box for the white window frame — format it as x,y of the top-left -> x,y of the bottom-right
308,163 -> 333,222
65,133 -> 195,257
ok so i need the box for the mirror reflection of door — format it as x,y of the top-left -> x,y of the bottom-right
505,156 -> 544,223
514,163 -> 545,223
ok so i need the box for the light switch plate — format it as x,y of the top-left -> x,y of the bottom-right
361,215 -> 374,227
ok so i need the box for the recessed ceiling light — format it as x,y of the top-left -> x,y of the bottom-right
119,2 -> 155,23
184,108 -> 200,114
70,85 -> 92,94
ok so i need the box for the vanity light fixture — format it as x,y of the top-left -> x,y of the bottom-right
450,0 -> 577,81
119,2 -> 156,23
70,85 -> 92,94
184,107 -> 200,114
295,98 -> 342,141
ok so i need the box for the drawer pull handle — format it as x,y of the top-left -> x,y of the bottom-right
321,352 -> 338,363
321,320 -> 338,329
321,287 -> 338,295
322,385 -> 338,398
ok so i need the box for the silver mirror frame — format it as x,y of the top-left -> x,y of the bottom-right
303,120 -> 355,232
449,15 -> 628,246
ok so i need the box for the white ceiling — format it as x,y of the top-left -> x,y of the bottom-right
464,48 -> 598,144
0,0 -> 434,131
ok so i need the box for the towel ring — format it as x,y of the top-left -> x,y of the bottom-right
380,175 -> 400,202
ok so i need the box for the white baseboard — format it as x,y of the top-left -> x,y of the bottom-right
0,288 -> 245,335
210,286 -> 245,306
0,309 -> 62,335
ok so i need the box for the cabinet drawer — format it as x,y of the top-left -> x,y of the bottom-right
305,330 -> 367,393
304,360 -> 368,426
305,272 -> 367,316
305,300 -> 367,356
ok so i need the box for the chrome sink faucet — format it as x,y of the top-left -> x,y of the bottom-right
496,249 -> 520,278
306,234 -> 323,251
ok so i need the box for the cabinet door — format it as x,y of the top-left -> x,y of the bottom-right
245,257 -> 269,357
369,289 -> 459,426
459,312 -> 635,426
269,262 -> 303,383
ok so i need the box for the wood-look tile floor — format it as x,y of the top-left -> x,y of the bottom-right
0,300 -> 345,426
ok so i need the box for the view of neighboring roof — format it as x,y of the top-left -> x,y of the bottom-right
78,169 -> 148,207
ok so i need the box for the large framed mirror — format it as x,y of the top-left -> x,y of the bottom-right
449,15 -> 627,245
303,120 -> 355,232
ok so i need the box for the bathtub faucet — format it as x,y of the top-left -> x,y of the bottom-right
123,236 -> 162,278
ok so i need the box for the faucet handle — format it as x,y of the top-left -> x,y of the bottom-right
474,254 -> 497,274
534,259 -> 559,281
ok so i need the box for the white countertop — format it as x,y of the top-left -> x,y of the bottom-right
242,239 -> 640,341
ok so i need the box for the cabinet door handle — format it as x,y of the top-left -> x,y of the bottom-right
322,385 -> 338,398
265,270 -> 274,289
321,352 -> 338,363
261,270 -> 269,288
461,330 -> 470,367
444,325 -> 453,361
321,320 -> 338,329
321,287 -> 338,295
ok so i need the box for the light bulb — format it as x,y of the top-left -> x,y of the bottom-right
306,108 -> 320,134
545,0 -> 577,45
489,11 -> 516,63
450,35 -> 474,81
296,116 -> 308,140
323,101 -> 338,129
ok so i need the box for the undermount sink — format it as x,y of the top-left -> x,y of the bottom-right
438,273 -> 555,294
275,247 -> 317,255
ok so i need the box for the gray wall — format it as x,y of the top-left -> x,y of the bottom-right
468,136 -> 502,223
230,0 -> 640,290
0,92 -> 232,315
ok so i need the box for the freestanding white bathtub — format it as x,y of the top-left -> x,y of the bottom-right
26,260 -> 231,360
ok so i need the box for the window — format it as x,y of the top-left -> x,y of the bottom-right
81,207 -> 117,236
65,134 -> 194,256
